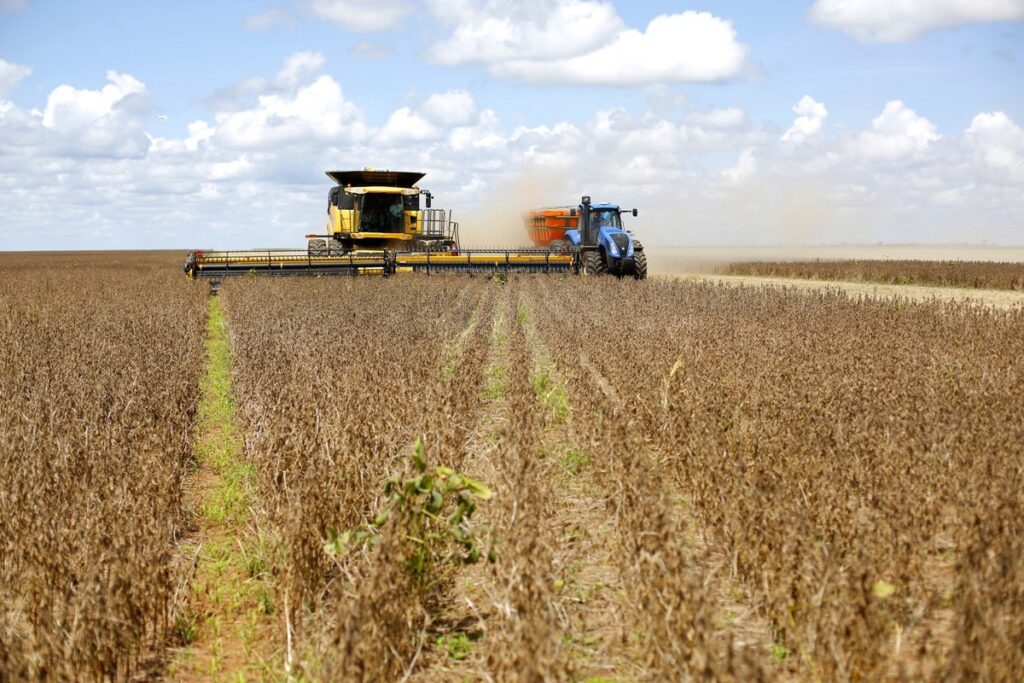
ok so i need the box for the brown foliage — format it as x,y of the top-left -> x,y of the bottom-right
6,253 -> 1021,681
0,253 -> 206,680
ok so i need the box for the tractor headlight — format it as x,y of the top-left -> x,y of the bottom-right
608,242 -> 619,257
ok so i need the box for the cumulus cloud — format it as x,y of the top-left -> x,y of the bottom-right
0,58 -> 31,98
964,111 -> 1024,183
42,71 -> 147,129
1,53 -> 1022,250
722,148 -> 757,183
213,74 -> 367,149
375,107 -> 439,145
421,90 -> 477,127
309,0 -> 413,32
242,5 -> 289,30
848,100 -> 939,161
427,2 -> 746,85
494,12 -> 747,85
276,51 -> 325,87
686,107 -> 746,128
781,95 -> 828,144
426,0 -> 622,65
810,0 -> 1024,42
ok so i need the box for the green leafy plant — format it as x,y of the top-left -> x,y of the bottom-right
324,437 -> 495,594
435,632 -> 474,661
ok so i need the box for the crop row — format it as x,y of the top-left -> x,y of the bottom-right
525,277 -> 1024,680
0,256 -> 206,680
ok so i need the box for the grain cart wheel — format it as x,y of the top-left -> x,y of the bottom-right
307,239 -> 327,257
551,239 -> 569,252
633,250 -> 648,280
583,251 -> 605,276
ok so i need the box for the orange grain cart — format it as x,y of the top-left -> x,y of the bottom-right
525,207 -> 578,247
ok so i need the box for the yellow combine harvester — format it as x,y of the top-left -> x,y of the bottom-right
184,168 -> 576,280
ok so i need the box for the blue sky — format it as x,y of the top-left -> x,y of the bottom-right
1,0 -> 1022,249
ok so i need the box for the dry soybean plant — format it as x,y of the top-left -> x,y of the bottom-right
0,253 -> 206,680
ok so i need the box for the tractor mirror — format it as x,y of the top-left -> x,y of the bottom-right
632,208 -> 638,217
581,195 -> 591,205
424,192 -> 432,208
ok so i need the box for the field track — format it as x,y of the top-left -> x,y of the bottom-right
678,273 -> 1024,309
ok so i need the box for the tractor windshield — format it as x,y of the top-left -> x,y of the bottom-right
360,193 -> 405,233
591,209 -> 622,230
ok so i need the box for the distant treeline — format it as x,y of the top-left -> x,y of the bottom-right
725,259 -> 1024,291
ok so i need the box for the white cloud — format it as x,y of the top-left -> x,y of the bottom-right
810,0 -> 1024,42
491,11 -> 747,85
309,0 -> 413,32
686,107 -> 746,128
782,95 -> 828,144
0,58 -> 31,98
0,0 -> 27,11
212,75 -> 367,149
964,111 -> 1024,183
243,5 -> 288,30
1,53 -> 1022,250
42,71 -> 147,129
848,100 -> 939,161
722,148 -> 757,183
422,90 -> 477,127
276,51 -> 325,87
426,0 -> 622,65
375,107 -> 439,145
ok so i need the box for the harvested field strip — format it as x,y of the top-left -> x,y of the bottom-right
725,259 -> 1024,291
172,295 -> 278,681
683,273 -> 1024,310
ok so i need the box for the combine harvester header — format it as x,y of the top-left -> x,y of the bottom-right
184,168 -> 648,282
184,168 -> 576,281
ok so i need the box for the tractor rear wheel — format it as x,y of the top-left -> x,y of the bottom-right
307,239 -> 327,257
633,250 -> 648,280
583,251 -> 605,276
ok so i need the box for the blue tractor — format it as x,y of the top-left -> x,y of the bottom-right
549,196 -> 647,279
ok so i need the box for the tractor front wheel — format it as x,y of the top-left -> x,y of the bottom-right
633,251 -> 648,280
583,251 -> 606,276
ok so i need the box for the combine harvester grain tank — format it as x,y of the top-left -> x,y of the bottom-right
184,168 -> 646,281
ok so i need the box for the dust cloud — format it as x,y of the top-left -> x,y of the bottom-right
458,167 -> 573,248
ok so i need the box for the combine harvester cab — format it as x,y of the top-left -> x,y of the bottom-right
526,197 -> 646,279
184,168 -> 578,282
